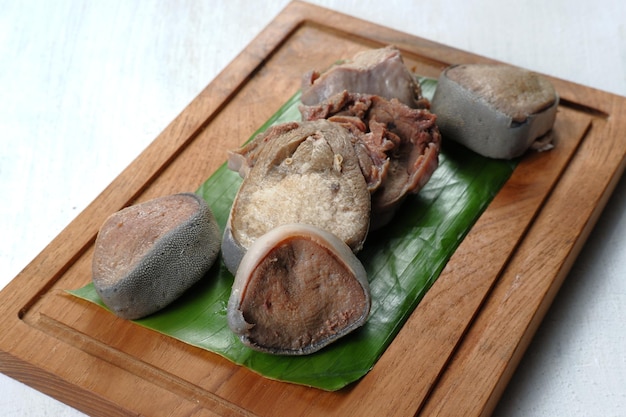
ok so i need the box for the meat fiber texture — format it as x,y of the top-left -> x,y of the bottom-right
222,120 -> 371,275
227,223 -> 370,355
299,46 -> 441,229
301,91 -> 441,229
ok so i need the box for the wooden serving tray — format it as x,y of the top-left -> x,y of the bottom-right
2,2 -> 625,416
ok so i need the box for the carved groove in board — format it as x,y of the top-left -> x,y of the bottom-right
343,109 -> 593,417
558,97 -> 610,119
27,312 -> 254,417
414,113 -> 594,417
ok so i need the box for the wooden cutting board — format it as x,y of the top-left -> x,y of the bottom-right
1,2 -> 625,416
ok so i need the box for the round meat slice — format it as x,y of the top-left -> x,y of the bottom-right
227,223 -> 370,355
430,64 -> 559,159
222,119 -> 371,274
92,193 -> 220,319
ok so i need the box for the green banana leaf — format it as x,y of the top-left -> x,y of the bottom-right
69,78 -> 517,391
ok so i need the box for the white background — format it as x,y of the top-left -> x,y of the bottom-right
1,1 -> 625,415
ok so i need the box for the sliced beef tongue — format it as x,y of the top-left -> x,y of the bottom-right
300,45 -> 430,109
364,96 -> 441,228
299,46 -> 441,229
222,119 -> 371,275
227,223 -> 370,355
222,46 -> 441,355
301,91 -> 441,229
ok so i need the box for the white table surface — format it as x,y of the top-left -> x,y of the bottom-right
1,1 -> 625,415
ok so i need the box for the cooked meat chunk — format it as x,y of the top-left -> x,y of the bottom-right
301,46 -> 429,109
227,224 -> 370,355
223,46 -> 444,355
92,193 -> 221,319
431,64 -> 559,159
222,119 -> 371,274
301,91 -> 441,229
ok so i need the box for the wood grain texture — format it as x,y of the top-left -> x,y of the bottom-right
1,2 -> 625,416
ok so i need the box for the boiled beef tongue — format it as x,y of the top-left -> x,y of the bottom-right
222,119 -> 371,275
299,46 -> 441,229
300,45 -> 429,109
301,91 -> 441,229
227,223 -> 370,355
